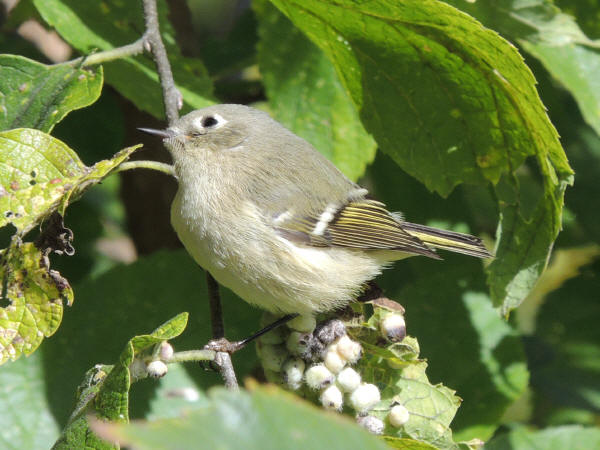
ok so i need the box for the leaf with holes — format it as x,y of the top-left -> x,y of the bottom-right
351,308 -> 462,449
0,242 -> 72,365
0,128 -> 140,235
0,54 -> 103,132
445,0 -> 600,137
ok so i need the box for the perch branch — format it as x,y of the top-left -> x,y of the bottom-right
139,0 -> 237,389
206,272 -> 239,390
114,160 -> 175,176
141,0 -> 182,125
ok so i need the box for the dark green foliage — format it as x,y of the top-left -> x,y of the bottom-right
0,0 -> 598,448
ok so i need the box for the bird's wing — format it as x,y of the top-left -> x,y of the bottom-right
273,197 -> 441,259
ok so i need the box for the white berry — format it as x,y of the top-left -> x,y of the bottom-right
320,385 -> 343,411
336,367 -> 361,392
324,345 -> 346,373
159,342 -> 174,361
336,335 -> 362,363
350,383 -> 381,412
146,360 -> 168,378
389,404 -> 410,427
283,358 -> 305,390
305,364 -> 334,389
380,313 -> 406,342
287,315 -> 317,333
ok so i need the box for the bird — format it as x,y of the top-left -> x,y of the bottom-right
140,104 -> 492,316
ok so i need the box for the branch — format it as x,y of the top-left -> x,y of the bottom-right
60,1 -> 183,125
141,0 -> 182,125
207,272 -> 224,338
114,160 -> 175,177
59,38 -> 145,67
166,349 -> 215,364
139,0 -> 238,390
206,272 -> 239,390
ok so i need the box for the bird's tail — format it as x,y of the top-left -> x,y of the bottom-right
402,222 -> 493,259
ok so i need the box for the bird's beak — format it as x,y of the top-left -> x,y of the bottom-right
137,127 -> 173,138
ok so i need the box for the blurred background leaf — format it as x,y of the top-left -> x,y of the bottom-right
255,1 -> 376,181
32,0 -> 214,118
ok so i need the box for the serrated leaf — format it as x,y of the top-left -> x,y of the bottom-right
0,242 -> 72,365
371,243 -> 528,441
53,313 -> 189,449
128,312 -> 188,357
0,54 -> 103,132
255,1 -> 376,181
350,308 -> 461,449
391,363 -> 460,448
93,386 -> 390,450
33,0 -> 214,119
43,250 -> 262,426
269,0 -> 573,314
0,128 -> 140,234
52,365 -> 117,450
445,0 -> 600,137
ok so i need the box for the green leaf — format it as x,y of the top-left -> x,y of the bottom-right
33,0 -> 214,119
0,242 -> 73,365
364,158 -> 529,440
52,313 -> 189,449
0,352 -> 61,448
383,437 -> 438,450
0,128 -> 139,235
485,425 -> 600,449
52,365 -> 117,450
0,54 -> 103,132
527,258 -> 600,422
351,310 -> 461,449
268,0 -> 572,314
255,1 -> 376,181
93,386 -> 390,450
445,0 -> 600,137
269,0 -> 570,194
42,249 -> 262,426
375,256 -> 528,442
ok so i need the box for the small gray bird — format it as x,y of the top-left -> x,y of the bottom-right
141,104 -> 492,315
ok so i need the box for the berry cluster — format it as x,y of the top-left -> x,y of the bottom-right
257,311 -> 410,434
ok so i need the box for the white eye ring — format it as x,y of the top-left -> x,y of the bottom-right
193,113 -> 227,131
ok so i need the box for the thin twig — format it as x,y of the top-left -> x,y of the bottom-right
58,38 -> 145,67
114,160 -> 175,176
214,352 -> 239,391
166,349 -> 216,364
206,272 -> 239,390
206,272 -> 224,339
139,0 -> 237,390
141,0 -> 182,125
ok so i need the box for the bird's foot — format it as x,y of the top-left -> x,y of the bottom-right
204,337 -> 245,354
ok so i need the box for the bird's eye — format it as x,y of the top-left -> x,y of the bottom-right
202,116 -> 218,128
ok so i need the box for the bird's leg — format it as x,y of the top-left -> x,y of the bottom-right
204,313 -> 298,354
